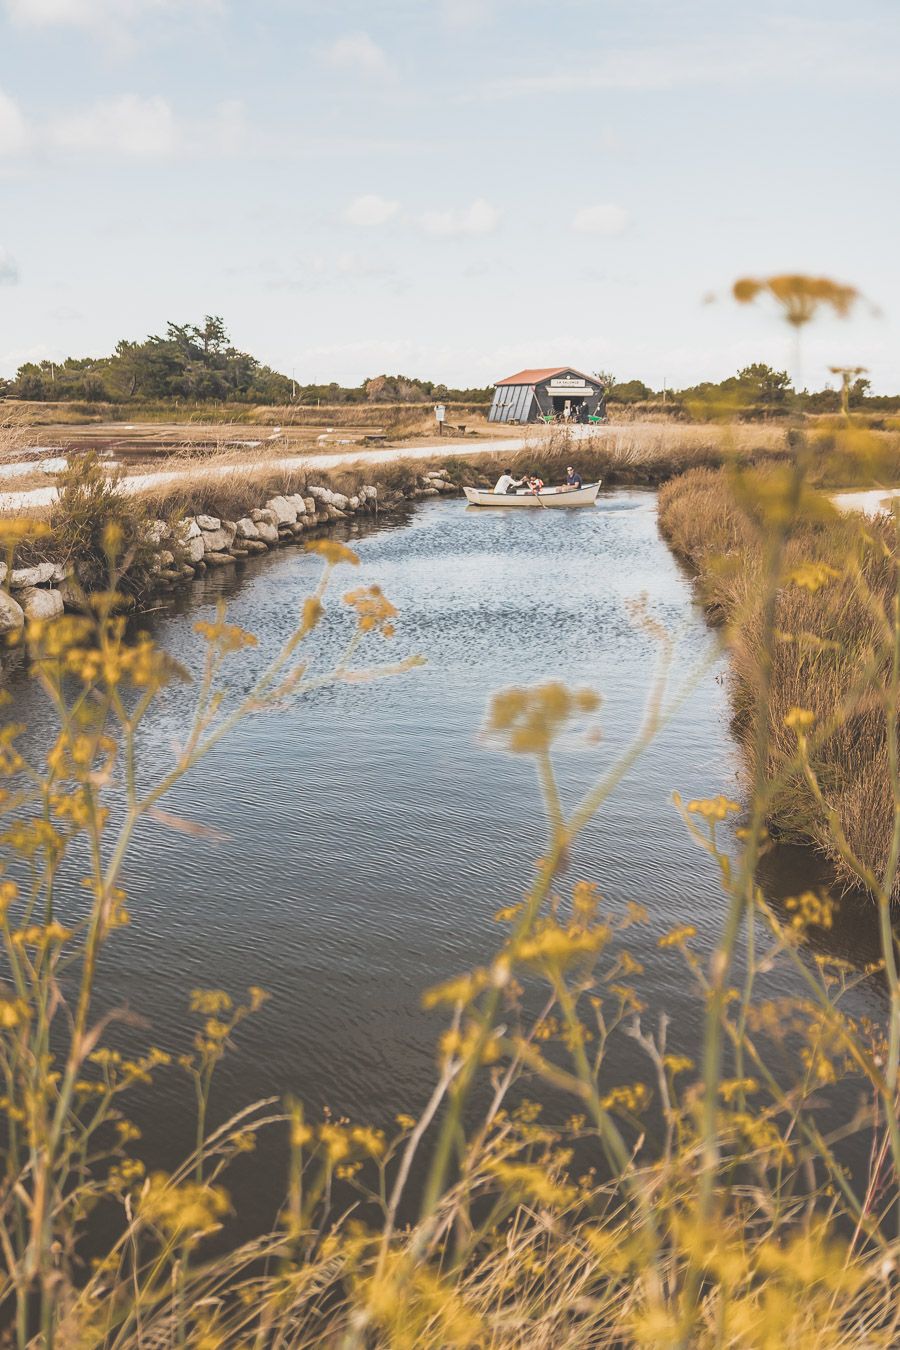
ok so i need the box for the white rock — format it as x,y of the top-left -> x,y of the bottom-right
20,587 -> 64,621
196,514 -> 220,531
303,497 -> 316,514
348,496 -> 360,511
307,485 -> 333,505
179,518 -> 202,540
235,517 -> 260,540
287,493 -> 308,514
220,520 -> 238,546
0,589 -> 24,632
185,535 -> 205,564
144,519 -> 170,546
10,562 -> 55,590
362,485 -> 378,500
265,495 -> 298,525
331,491 -> 350,511
251,508 -> 278,526
0,562 -> 7,585
255,520 -> 279,545
201,528 -> 231,554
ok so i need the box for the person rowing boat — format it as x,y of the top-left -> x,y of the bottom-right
493,468 -> 526,495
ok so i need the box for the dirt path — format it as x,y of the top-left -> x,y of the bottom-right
0,427 -> 609,514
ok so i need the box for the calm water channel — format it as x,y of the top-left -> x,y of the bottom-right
3,490 -> 890,1234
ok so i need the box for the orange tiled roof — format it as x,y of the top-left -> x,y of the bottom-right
495,367 -> 594,386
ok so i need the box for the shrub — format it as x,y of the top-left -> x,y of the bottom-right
49,452 -> 156,595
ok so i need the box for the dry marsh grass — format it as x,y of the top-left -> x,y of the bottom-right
659,463 -> 899,893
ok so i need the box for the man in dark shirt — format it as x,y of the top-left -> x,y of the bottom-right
566,465 -> 583,488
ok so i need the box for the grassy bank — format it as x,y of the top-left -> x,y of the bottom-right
658,463 -> 898,895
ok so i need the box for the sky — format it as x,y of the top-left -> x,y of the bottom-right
0,0 -> 897,391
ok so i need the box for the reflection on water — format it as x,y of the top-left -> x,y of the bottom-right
3,491 -> 890,1234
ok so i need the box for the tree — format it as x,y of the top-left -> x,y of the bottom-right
849,376 -> 871,408
736,363 -> 792,407
611,379 -> 653,403
16,363 -> 47,401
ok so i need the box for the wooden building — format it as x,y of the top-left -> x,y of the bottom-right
488,367 -> 605,424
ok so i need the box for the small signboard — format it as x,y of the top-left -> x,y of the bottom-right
434,404 -> 446,422
549,377 -> 594,394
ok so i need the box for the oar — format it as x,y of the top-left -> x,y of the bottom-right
530,480 -> 548,509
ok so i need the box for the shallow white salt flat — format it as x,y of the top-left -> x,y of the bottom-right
0,486 -> 58,510
0,456 -> 68,479
832,487 -> 900,517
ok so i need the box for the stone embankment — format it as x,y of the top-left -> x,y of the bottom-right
0,468 -> 458,633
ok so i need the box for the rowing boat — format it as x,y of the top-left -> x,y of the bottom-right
463,481 -> 601,508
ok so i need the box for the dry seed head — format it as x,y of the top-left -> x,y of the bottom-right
733,274 -> 861,326
306,538 -> 360,566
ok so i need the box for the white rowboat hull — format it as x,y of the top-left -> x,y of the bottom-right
464,481 -> 601,508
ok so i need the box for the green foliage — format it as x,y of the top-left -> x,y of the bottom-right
610,378 -> 655,402
7,317 -> 294,406
3,321 -> 492,409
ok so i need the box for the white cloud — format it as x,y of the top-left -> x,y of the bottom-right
208,98 -> 248,153
344,193 -> 399,227
323,31 -> 391,77
0,87 -> 29,156
0,245 -> 19,285
441,0 -> 491,29
572,204 -> 630,237
48,95 -> 179,156
471,20 -> 896,100
4,0 -> 212,31
419,198 -> 499,237
0,89 -> 246,160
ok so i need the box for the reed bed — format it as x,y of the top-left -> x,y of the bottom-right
658,463 -> 899,895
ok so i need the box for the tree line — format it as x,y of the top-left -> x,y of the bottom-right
600,363 -> 893,413
1,322 -> 894,414
0,317 -> 493,407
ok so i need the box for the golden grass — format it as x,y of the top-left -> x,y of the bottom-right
659,464 -> 898,894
